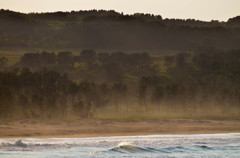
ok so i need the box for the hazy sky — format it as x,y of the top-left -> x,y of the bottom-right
1,0 -> 240,21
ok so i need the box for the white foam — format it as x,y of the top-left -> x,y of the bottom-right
118,142 -> 133,147
0,133 -> 239,151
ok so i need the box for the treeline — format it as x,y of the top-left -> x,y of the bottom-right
0,68 -> 126,119
0,9 -> 240,50
139,48 -> 240,115
16,50 -> 155,83
0,50 -> 155,120
1,47 -> 240,120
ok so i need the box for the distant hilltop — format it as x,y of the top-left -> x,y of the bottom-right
0,9 -> 239,50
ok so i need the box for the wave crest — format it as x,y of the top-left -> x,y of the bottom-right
109,142 -> 154,153
1,139 -> 28,148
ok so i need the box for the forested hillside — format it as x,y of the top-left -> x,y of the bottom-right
0,9 -> 240,50
0,9 -> 240,120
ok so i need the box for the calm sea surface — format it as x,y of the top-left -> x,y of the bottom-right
0,133 -> 240,158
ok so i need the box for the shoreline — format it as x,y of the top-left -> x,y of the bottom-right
0,118 -> 240,139
1,132 -> 240,139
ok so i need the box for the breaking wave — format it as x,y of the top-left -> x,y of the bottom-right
1,139 -> 28,148
0,139 -> 64,151
108,142 -> 214,154
0,134 -> 239,157
109,142 -> 154,153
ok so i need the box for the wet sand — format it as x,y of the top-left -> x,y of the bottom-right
0,119 -> 240,138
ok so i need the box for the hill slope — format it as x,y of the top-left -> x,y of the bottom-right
0,9 -> 240,50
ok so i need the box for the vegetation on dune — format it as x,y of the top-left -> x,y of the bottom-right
0,48 -> 240,120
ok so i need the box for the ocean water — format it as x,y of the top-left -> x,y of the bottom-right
0,133 -> 240,158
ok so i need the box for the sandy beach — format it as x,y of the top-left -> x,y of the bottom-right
0,119 -> 239,138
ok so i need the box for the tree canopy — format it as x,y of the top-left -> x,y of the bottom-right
0,9 -> 239,50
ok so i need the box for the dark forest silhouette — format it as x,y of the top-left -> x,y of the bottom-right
0,9 -> 240,50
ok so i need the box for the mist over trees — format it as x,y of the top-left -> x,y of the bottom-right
0,48 -> 240,120
0,9 -> 240,120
